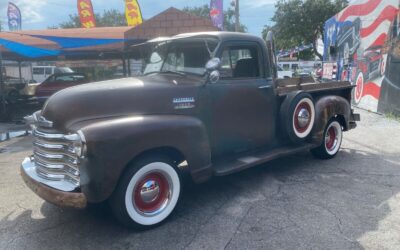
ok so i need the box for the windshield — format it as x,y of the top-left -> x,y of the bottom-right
143,38 -> 219,76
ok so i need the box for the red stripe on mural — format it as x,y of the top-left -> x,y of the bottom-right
339,0 -> 381,22
368,33 -> 387,48
360,6 -> 399,38
362,82 -> 381,100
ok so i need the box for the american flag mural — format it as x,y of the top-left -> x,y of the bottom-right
324,0 -> 400,114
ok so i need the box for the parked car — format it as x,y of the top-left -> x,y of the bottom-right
35,72 -> 89,102
277,65 -> 293,78
22,32 -> 359,229
32,66 -> 74,83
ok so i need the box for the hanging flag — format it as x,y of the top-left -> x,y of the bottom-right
210,0 -> 224,30
125,0 -> 143,27
77,0 -> 96,28
7,2 -> 22,31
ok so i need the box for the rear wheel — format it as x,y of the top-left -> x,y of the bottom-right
110,155 -> 181,229
311,119 -> 343,159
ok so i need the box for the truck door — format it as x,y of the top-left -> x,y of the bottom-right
208,42 -> 277,157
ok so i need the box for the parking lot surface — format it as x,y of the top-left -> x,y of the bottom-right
1,108 -> 400,249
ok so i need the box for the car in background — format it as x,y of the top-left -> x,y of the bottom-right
35,72 -> 89,102
3,77 -> 26,103
277,65 -> 293,78
32,66 -> 74,83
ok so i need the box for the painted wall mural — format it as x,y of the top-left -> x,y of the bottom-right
324,0 -> 400,115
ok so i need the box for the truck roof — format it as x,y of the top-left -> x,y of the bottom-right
148,31 -> 266,46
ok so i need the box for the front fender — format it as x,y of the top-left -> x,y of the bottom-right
78,115 -> 211,203
312,96 -> 351,145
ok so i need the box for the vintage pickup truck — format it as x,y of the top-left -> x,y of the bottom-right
21,32 -> 360,229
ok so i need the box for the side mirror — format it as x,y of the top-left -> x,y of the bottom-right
205,58 -> 221,71
209,70 -> 220,84
205,58 -> 221,84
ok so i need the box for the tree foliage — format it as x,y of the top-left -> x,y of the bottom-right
56,9 -> 127,28
182,5 -> 247,32
262,0 -> 348,60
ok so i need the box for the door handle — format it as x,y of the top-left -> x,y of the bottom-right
258,85 -> 272,89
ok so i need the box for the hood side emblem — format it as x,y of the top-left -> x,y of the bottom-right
173,97 -> 195,110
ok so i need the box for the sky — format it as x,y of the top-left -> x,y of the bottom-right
0,0 -> 277,37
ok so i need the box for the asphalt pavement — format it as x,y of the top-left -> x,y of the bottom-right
0,108 -> 400,249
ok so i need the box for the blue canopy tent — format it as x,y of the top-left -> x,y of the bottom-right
0,38 -> 60,58
0,34 -> 131,60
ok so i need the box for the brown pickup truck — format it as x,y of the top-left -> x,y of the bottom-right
21,32 -> 360,229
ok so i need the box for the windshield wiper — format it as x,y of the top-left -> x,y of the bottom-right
160,70 -> 186,76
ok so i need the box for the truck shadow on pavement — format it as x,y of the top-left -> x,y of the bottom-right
2,149 -> 400,249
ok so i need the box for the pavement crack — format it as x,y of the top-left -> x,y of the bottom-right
223,204 -> 253,250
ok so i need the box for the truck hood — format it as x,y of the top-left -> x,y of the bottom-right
41,74 -> 203,131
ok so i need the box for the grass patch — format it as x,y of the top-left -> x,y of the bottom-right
385,113 -> 400,122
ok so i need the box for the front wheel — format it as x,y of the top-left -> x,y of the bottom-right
110,155 -> 181,229
311,119 -> 343,159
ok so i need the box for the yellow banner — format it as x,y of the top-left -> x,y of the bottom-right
125,0 -> 143,27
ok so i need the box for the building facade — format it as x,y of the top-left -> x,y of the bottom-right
324,0 -> 400,115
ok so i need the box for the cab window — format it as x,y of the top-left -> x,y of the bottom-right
220,45 -> 260,79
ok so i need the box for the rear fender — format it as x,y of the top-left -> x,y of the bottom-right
312,96 -> 351,145
78,115 -> 212,203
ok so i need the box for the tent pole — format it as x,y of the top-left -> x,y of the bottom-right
127,59 -> 131,77
122,58 -> 127,77
18,61 -> 22,81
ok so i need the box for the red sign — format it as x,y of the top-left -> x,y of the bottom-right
77,0 -> 96,28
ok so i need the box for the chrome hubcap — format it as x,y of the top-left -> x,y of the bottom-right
140,180 -> 160,203
133,171 -> 172,216
297,108 -> 310,128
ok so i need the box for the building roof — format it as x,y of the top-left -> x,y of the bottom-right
125,7 -> 219,40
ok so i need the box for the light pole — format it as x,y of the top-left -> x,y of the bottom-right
235,0 -> 240,32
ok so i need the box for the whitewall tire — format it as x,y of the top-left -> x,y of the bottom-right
292,97 -> 316,139
110,156 -> 181,229
311,119 -> 343,159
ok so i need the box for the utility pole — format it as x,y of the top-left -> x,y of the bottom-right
235,0 -> 240,32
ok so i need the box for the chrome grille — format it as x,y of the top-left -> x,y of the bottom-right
31,122 -> 81,189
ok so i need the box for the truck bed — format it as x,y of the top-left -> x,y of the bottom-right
276,77 -> 353,96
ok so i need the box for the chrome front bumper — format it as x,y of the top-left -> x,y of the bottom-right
21,157 -> 87,209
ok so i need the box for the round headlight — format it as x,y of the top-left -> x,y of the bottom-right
71,141 -> 84,157
66,131 -> 86,158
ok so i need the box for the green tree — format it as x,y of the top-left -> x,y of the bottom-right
182,5 -> 247,32
56,9 -> 127,28
263,0 -> 348,60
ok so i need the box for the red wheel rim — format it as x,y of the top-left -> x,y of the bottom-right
133,172 -> 170,213
325,127 -> 336,150
294,102 -> 312,133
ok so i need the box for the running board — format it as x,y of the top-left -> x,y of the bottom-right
213,143 -> 316,176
